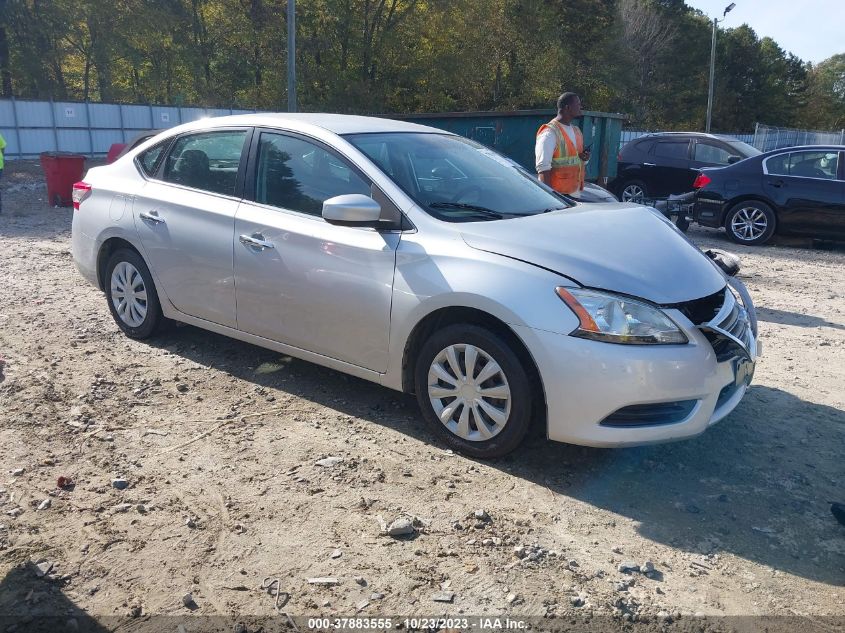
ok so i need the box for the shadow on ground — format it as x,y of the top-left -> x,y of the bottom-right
0,561 -> 108,632
0,562 -> 294,631
757,306 -> 844,330
146,323 -> 845,587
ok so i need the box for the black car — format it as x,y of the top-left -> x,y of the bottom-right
613,132 -> 761,201
692,145 -> 844,245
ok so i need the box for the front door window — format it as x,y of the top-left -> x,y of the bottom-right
255,132 -> 370,215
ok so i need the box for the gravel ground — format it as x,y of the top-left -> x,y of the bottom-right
0,161 -> 843,631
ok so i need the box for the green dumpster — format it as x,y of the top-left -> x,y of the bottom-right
391,109 -> 626,184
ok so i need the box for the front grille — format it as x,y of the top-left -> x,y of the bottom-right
702,290 -> 751,361
675,288 -> 752,362
672,289 -> 725,324
600,400 -> 698,428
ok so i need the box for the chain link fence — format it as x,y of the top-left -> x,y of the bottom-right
752,123 -> 845,152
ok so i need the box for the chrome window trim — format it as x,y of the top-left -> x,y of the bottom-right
141,179 -> 245,203
762,150 -> 843,182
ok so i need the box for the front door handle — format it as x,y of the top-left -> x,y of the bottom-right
643,162 -> 656,167
239,234 -> 275,250
139,210 -> 165,224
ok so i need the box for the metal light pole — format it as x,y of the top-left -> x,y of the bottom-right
287,0 -> 296,113
706,2 -> 735,133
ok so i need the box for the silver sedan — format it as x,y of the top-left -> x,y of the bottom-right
71,114 -> 759,458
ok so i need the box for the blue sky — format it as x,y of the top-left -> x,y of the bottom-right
684,0 -> 844,64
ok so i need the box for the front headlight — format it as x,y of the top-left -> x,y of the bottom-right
556,287 -> 688,345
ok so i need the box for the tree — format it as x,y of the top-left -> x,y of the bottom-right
0,0 -> 839,136
802,54 -> 845,129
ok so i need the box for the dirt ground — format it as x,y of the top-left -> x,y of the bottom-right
0,161 -> 843,632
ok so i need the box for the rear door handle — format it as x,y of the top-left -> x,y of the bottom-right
239,234 -> 275,250
139,210 -> 165,224
766,179 -> 785,188
643,162 -> 656,167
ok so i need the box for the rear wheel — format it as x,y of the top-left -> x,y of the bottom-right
414,325 -> 533,459
620,180 -> 648,202
725,201 -> 776,245
104,248 -> 164,339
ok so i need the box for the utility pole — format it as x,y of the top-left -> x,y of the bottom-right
287,0 -> 296,113
706,2 -> 735,133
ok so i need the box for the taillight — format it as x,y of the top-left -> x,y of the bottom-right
693,173 -> 712,189
72,182 -> 92,210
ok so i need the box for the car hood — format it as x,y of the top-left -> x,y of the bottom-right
460,203 -> 726,305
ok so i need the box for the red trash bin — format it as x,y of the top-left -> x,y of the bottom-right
40,152 -> 86,207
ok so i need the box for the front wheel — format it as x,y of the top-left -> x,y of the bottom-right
104,248 -> 164,339
725,201 -> 776,245
414,324 -> 534,459
620,180 -> 648,202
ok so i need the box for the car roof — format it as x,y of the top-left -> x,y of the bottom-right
171,113 -> 447,136
636,132 -> 739,141
761,144 -> 845,157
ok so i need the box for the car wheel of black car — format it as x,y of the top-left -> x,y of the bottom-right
415,324 -> 533,459
620,180 -> 648,202
725,201 -> 776,245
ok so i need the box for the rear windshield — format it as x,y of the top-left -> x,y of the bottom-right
344,132 -> 571,222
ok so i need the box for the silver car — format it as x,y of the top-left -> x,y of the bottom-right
71,114 -> 759,458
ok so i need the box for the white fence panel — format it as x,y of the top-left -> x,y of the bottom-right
1,99 -> 261,158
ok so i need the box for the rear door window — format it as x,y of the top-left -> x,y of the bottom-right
654,141 -> 690,160
765,153 -> 790,176
137,141 -> 168,177
789,151 -> 838,180
161,130 -> 248,196
635,139 -> 655,154
694,142 -> 733,165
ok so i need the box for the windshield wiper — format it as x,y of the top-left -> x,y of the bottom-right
540,207 -> 568,213
428,202 -> 504,219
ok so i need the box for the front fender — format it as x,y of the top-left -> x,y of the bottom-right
381,232 -> 579,390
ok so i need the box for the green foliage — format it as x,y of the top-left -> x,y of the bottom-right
2,0 -> 842,130
801,54 -> 845,129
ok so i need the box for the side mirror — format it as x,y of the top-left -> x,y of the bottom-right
322,194 -> 382,226
727,155 -> 742,164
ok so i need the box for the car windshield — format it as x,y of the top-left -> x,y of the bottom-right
344,132 -> 572,221
720,138 -> 762,157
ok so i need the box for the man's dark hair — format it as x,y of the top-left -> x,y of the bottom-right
557,92 -> 579,111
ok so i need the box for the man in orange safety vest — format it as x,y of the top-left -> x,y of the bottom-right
535,92 -> 591,195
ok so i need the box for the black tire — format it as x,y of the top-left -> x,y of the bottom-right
724,200 -> 776,245
414,324 -> 534,459
675,214 -> 690,232
619,179 -> 649,202
104,248 -> 164,339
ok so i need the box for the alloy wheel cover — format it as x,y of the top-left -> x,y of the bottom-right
427,344 -> 512,442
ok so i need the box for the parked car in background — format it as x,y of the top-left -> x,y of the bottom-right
692,145 -> 844,245
72,113 -> 757,458
112,130 -> 164,162
568,182 -> 619,203
613,132 -> 762,201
